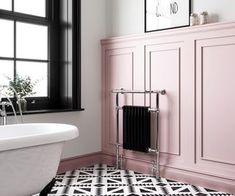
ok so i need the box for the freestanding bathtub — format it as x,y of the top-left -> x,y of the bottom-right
0,123 -> 79,196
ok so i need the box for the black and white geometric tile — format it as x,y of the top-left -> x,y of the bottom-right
39,164 -> 234,196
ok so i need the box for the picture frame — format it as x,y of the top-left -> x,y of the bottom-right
145,0 -> 191,32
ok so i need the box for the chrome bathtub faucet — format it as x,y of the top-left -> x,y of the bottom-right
0,101 -> 11,125
0,85 -> 23,125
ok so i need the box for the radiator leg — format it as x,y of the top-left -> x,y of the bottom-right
150,152 -> 160,179
156,150 -> 160,179
115,143 -> 119,169
115,143 -> 122,169
120,153 -> 123,169
151,160 -> 156,176
115,92 -> 121,170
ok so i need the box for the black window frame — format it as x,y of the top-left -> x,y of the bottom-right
0,0 -> 82,114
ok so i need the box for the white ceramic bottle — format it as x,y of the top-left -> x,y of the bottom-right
199,11 -> 208,25
190,13 -> 199,26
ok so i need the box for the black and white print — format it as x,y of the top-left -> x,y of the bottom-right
36,164 -> 233,196
145,0 -> 191,32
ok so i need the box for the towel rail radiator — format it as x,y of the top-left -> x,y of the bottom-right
111,88 -> 166,178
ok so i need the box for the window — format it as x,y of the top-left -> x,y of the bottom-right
0,0 -> 82,113
14,0 -> 46,17
0,1 -> 12,11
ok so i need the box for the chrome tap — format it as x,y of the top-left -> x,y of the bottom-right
0,102 -> 11,125
0,85 -> 23,125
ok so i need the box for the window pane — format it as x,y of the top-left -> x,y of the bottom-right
0,0 -> 12,11
14,0 -> 45,17
16,61 -> 48,97
0,60 -> 14,86
0,19 -> 14,57
16,22 -> 48,60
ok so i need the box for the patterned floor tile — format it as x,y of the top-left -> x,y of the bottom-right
35,164 -> 234,196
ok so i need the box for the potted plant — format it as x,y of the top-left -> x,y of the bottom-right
7,74 -> 37,112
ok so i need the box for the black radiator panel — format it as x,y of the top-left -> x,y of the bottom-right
123,106 -> 150,153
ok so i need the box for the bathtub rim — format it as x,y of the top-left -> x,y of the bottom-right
0,123 -> 79,152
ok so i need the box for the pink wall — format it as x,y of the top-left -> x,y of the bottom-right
101,21 -> 235,194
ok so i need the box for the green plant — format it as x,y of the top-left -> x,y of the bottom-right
7,74 -> 37,98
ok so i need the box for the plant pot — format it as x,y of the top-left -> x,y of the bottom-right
17,98 -> 27,112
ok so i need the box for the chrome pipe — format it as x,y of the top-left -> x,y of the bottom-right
148,108 -> 159,113
0,109 -> 7,126
115,93 -> 121,169
116,93 -> 120,144
156,93 -> 160,154
148,148 -> 159,154
0,102 -> 10,125
116,143 -> 120,169
112,89 -> 166,95
2,104 -> 7,125
115,107 -> 159,113
155,93 -> 160,179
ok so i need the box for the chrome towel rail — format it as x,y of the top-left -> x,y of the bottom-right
112,89 -> 166,95
111,88 -> 166,179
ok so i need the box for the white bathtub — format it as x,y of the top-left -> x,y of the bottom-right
0,123 -> 79,196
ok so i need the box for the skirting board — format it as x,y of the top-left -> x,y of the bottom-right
57,152 -> 235,194
101,153 -> 235,194
57,152 -> 102,174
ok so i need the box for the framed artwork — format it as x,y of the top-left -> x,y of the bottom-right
145,0 -> 191,32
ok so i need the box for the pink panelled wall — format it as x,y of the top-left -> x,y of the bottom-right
101,21 -> 235,193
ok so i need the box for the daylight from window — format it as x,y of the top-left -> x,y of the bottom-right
0,0 -> 48,97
